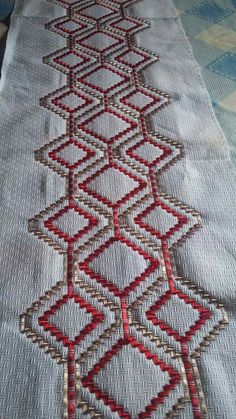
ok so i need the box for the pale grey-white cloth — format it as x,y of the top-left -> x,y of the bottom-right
0,0 -> 235,418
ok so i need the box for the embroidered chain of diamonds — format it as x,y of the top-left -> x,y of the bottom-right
20,0 -> 228,418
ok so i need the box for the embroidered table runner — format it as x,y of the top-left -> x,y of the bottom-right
0,0 -> 235,418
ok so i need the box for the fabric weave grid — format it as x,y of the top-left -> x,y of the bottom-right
17,0 -> 228,418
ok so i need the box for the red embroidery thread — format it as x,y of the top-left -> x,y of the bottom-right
19,0 -> 228,418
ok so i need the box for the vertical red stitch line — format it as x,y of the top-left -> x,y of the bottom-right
113,207 -> 120,238
122,17 -> 203,419
121,297 -> 129,339
124,29 -> 140,90
107,143 -> 113,164
181,343 -> 202,419
66,5 -> 76,416
68,169 -> 74,205
66,145 -> 76,405
125,35 -> 197,411
68,114 -> 74,135
140,114 -> 148,136
161,241 -> 175,293
149,167 -> 159,202
100,51 -> 104,65
68,3 -> 72,20
121,13 -> 140,90
132,69 -> 140,89
149,139 -> 201,415
104,94 -> 109,108
67,242 -> 74,296
161,240 -> 202,417
97,3 -> 131,342
68,344 -> 76,419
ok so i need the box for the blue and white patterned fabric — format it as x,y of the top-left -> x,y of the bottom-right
173,0 -> 236,163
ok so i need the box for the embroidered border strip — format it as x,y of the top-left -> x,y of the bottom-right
20,0 -> 228,418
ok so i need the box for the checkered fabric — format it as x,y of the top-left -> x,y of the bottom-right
173,0 -> 236,161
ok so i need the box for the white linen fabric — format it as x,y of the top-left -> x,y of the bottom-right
0,0 -> 235,418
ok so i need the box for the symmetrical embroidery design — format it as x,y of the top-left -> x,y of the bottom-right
20,0 -> 228,418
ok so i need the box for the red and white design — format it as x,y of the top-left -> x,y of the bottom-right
20,0 -> 228,418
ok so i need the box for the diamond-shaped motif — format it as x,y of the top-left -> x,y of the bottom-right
82,337 -> 181,417
115,133 -> 183,175
146,290 -> 211,343
77,2 -> 118,22
115,46 -> 157,70
43,47 -> 97,74
38,292 -> 104,346
79,236 -> 159,297
48,138 -> 95,170
77,29 -> 124,54
110,16 -> 147,34
29,196 -> 111,254
135,200 -> 188,240
40,86 -> 99,119
119,85 -> 169,115
53,91 -> 88,113
79,163 -> 146,209
21,278 -> 120,367
79,107 -> 137,144
44,204 -> 98,243
48,298 -> 92,341
90,241 -> 147,289
54,50 -> 89,70
76,64 -> 129,94
153,294 -> 200,335
35,134 -> 105,177
126,137 -> 172,168
58,19 -> 83,34
46,15 -> 94,38
54,17 -> 86,36
129,277 -> 225,356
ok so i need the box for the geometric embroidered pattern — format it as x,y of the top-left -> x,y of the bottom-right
20,0 -> 228,418
146,290 -> 211,343
38,293 -> 104,346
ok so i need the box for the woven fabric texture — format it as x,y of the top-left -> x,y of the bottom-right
173,0 -> 236,163
0,0 -> 235,418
